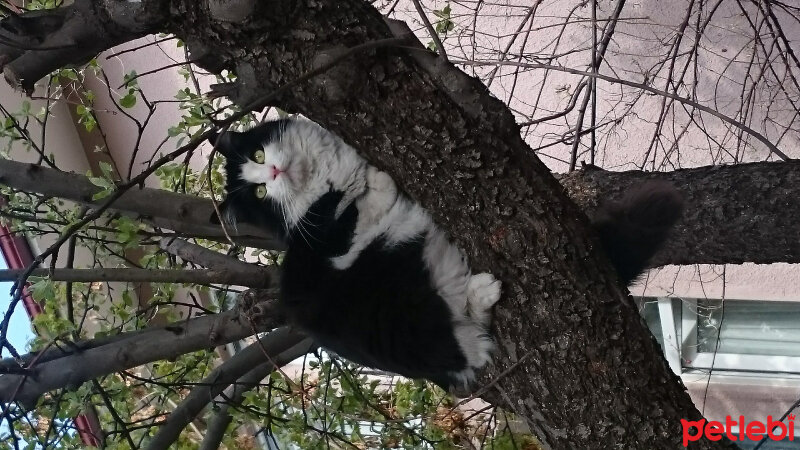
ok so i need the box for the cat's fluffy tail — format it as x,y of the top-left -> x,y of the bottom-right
591,181 -> 684,284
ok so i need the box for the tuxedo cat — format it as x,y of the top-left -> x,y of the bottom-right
211,118 -> 683,390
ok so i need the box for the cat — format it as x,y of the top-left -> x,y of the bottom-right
210,118 -> 683,390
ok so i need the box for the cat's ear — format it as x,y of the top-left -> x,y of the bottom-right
208,129 -> 241,159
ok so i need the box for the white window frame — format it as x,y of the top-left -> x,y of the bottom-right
667,297 -> 800,375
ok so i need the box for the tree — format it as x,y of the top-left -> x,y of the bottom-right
0,0 -> 796,448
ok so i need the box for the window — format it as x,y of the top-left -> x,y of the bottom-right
638,297 -> 800,375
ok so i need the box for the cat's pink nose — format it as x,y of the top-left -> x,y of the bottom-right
270,165 -> 285,179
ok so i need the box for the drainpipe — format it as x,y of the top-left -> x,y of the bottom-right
0,198 -> 102,446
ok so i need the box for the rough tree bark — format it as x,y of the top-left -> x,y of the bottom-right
0,0 -> 778,447
559,161 -> 800,266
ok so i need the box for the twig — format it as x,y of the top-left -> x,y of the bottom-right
104,36 -> 176,60
449,58 -> 791,160
146,328 -> 311,450
410,0 -> 447,60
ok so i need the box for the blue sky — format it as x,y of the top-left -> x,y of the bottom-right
0,258 -> 33,446
0,257 -> 34,355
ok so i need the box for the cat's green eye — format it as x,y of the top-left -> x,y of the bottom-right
254,184 -> 267,199
253,149 -> 265,164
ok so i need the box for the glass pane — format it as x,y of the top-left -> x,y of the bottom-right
637,298 -> 664,350
697,299 -> 800,357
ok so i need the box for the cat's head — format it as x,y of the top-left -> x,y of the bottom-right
210,118 -> 365,233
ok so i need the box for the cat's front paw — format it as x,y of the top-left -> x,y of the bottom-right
467,273 -> 502,326
368,168 -> 396,194
468,273 -> 502,308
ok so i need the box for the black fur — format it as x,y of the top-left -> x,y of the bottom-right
592,181 -> 684,284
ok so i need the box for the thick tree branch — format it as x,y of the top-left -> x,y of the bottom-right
158,237 -> 273,275
558,160 -> 800,266
0,267 -> 273,287
147,327 -> 313,450
0,0 -> 167,93
0,159 -> 283,250
0,291 -> 283,408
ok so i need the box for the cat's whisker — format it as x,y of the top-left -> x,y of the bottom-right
277,196 -> 290,233
283,193 -> 319,247
225,184 -> 250,196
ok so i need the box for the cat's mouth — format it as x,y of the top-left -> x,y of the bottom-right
270,165 -> 286,180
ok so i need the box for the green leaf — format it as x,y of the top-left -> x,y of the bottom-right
122,290 -> 133,307
122,70 -> 138,88
433,4 -> 455,34
88,176 -> 113,190
91,189 -> 113,201
98,161 -> 114,179
57,69 -> 77,80
433,4 -> 452,19
30,278 -> 56,302
88,176 -> 115,200
119,93 -> 137,108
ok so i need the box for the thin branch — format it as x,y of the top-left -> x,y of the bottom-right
0,292 -> 284,407
104,36 -> 177,60
0,267 -> 273,288
92,379 -> 137,448
147,327 -> 313,450
450,58 -> 791,160
116,59 -> 197,89
410,0 -> 447,60
569,0 -> 626,171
